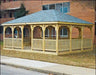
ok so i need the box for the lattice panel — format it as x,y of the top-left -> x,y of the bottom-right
24,38 -> 31,46
5,38 -> 12,48
33,39 -> 43,50
83,39 -> 91,48
72,39 -> 81,50
58,39 -> 70,51
45,39 -> 56,51
13,38 -> 22,48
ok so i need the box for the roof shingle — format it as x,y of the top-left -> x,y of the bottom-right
2,10 -> 92,25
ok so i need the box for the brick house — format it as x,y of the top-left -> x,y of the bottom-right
0,0 -> 95,46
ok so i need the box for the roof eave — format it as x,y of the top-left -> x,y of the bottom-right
2,21 -> 93,26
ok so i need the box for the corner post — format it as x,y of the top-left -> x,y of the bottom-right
69,25 -> 72,52
42,25 -> 45,52
55,24 -> 59,54
21,26 -> 24,50
81,26 -> 84,51
91,26 -> 94,50
12,26 -> 14,49
3,26 -> 5,48
31,25 -> 34,50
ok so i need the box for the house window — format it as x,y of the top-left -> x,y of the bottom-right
49,4 -> 55,9
42,5 -> 49,10
0,14 -> 2,18
56,3 -> 63,12
60,27 -> 68,38
4,13 -> 6,18
45,28 -> 49,37
63,2 -> 70,13
9,12 -> 12,18
42,2 -> 70,13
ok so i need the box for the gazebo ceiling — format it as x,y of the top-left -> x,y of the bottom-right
2,10 -> 92,25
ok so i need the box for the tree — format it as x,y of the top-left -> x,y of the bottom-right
14,3 -> 28,19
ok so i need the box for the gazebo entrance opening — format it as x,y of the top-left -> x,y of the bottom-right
45,26 -> 56,52
33,26 -> 43,51
23,26 -> 31,49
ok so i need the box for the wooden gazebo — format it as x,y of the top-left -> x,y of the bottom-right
2,10 -> 94,55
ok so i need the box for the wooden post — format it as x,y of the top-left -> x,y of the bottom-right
3,26 -> 5,48
21,26 -> 24,50
55,25 -> 59,54
81,27 -> 84,51
91,26 -> 94,50
42,25 -> 45,52
69,26 -> 72,52
31,25 -> 34,50
12,26 -> 14,49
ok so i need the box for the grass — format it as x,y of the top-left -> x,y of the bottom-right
0,41 -> 3,49
58,49 -> 95,69
0,41 -> 3,46
1,43 -> 95,69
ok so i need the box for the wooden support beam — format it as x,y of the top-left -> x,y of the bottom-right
12,26 -> 14,49
21,26 -> 24,50
55,25 -> 59,54
69,26 -> 72,52
91,26 -> 94,50
42,25 -> 45,52
3,26 -> 5,48
31,25 -> 34,50
81,27 -> 84,51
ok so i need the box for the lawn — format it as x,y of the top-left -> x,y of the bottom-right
0,41 -> 3,45
56,49 -> 95,69
0,41 -> 3,50
1,42 -> 95,69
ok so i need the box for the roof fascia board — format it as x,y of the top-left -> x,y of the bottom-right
2,22 -> 93,26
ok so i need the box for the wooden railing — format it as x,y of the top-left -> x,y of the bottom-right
58,39 -> 70,51
72,39 -> 81,50
83,39 -> 91,48
4,38 -> 22,49
4,38 -> 12,48
4,38 -> 92,53
45,39 -> 56,51
13,38 -> 22,48
33,39 -> 43,50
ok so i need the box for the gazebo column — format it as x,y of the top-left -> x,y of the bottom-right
80,27 -> 84,51
21,26 -> 24,49
90,26 -> 94,50
42,25 -> 45,52
31,25 -> 34,50
3,26 -> 6,48
55,25 -> 59,54
12,26 -> 14,49
69,25 -> 72,52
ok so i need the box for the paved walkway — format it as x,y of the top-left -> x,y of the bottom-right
1,56 -> 95,75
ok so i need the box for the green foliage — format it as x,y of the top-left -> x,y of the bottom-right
14,3 -> 29,19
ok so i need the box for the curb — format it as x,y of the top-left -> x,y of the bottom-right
0,62 -> 68,75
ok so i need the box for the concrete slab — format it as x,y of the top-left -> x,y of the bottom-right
1,56 -> 95,75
